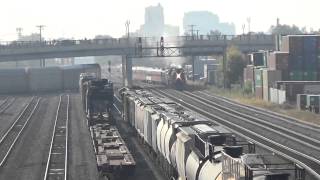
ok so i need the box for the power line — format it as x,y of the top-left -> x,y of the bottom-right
188,24 -> 196,37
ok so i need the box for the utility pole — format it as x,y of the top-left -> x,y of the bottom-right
16,27 -> 23,40
36,25 -> 45,67
125,20 -> 130,39
36,25 -> 45,42
242,24 -> 246,35
188,24 -> 196,39
196,30 -> 199,40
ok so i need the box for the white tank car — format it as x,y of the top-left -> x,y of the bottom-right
120,88 -> 305,180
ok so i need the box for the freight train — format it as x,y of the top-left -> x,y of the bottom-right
121,88 -> 305,180
0,63 -> 101,94
79,77 -> 135,179
132,66 -> 186,90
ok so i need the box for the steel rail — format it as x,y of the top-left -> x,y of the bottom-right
0,96 -> 40,166
183,91 -> 320,149
0,97 -> 16,114
200,90 -> 320,130
43,94 -> 69,180
151,89 -> 320,179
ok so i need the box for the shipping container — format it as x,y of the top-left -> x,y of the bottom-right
304,36 -> 317,53
254,68 -> 263,87
307,95 -> 320,107
306,95 -> 320,113
304,53 -> 318,70
193,58 -> 205,78
251,52 -> 265,66
270,88 -> 279,104
243,65 -> 255,82
262,69 -> 282,101
289,71 -> 303,81
288,55 -> 304,70
282,83 -> 304,102
267,51 -> 289,70
255,86 -> 263,99
297,94 -> 307,110
204,64 -> 219,78
281,35 -> 304,55
278,90 -> 286,104
303,71 -> 317,81
281,70 -> 290,81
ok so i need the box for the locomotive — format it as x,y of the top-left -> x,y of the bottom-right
132,66 -> 186,90
121,88 -> 305,180
79,76 -> 135,179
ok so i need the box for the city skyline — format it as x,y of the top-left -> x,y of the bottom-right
0,0 -> 319,41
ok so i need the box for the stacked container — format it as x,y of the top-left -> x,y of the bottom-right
251,52 -> 265,66
303,36 -> 318,81
296,94 -> 307,110
267,52 -> 289,81
262,69 -> 282,101
243,65 -> 255,93
254,68 -> 264,98
306,95 -> 320,113
281,35 -> 319,81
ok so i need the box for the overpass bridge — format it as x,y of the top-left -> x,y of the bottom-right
0,34 -> 276,87
0,34 -> 275,62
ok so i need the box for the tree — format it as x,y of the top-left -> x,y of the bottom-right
269,24 -> 302,35
225,46 -> 246,85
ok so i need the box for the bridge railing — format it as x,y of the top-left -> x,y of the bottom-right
0,34 -> 275,52
0,38 -> 138,51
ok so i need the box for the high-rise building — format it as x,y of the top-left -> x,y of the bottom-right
136,3 -> 179,37
183,11 -> 236,35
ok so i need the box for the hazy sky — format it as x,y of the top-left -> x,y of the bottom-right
0,0 -> 319,41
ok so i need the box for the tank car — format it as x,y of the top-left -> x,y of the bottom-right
120,88 -> 305,180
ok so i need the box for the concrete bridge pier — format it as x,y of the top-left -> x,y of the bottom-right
122,55 -> 133,88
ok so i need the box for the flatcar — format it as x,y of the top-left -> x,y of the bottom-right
121,88 -> 305,180
132,66 -> 186,90
90,114 -> 135,179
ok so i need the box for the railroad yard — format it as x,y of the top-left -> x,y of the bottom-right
0,94 -> 165,180
0,64 -> 318,180
2,1 -> 320,179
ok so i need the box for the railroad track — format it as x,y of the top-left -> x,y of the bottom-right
43,94 -> 70,180
0,97 -> 16,114
151,88 -> 320,179
0,96 -> 40,167
196,90 -> 320,140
